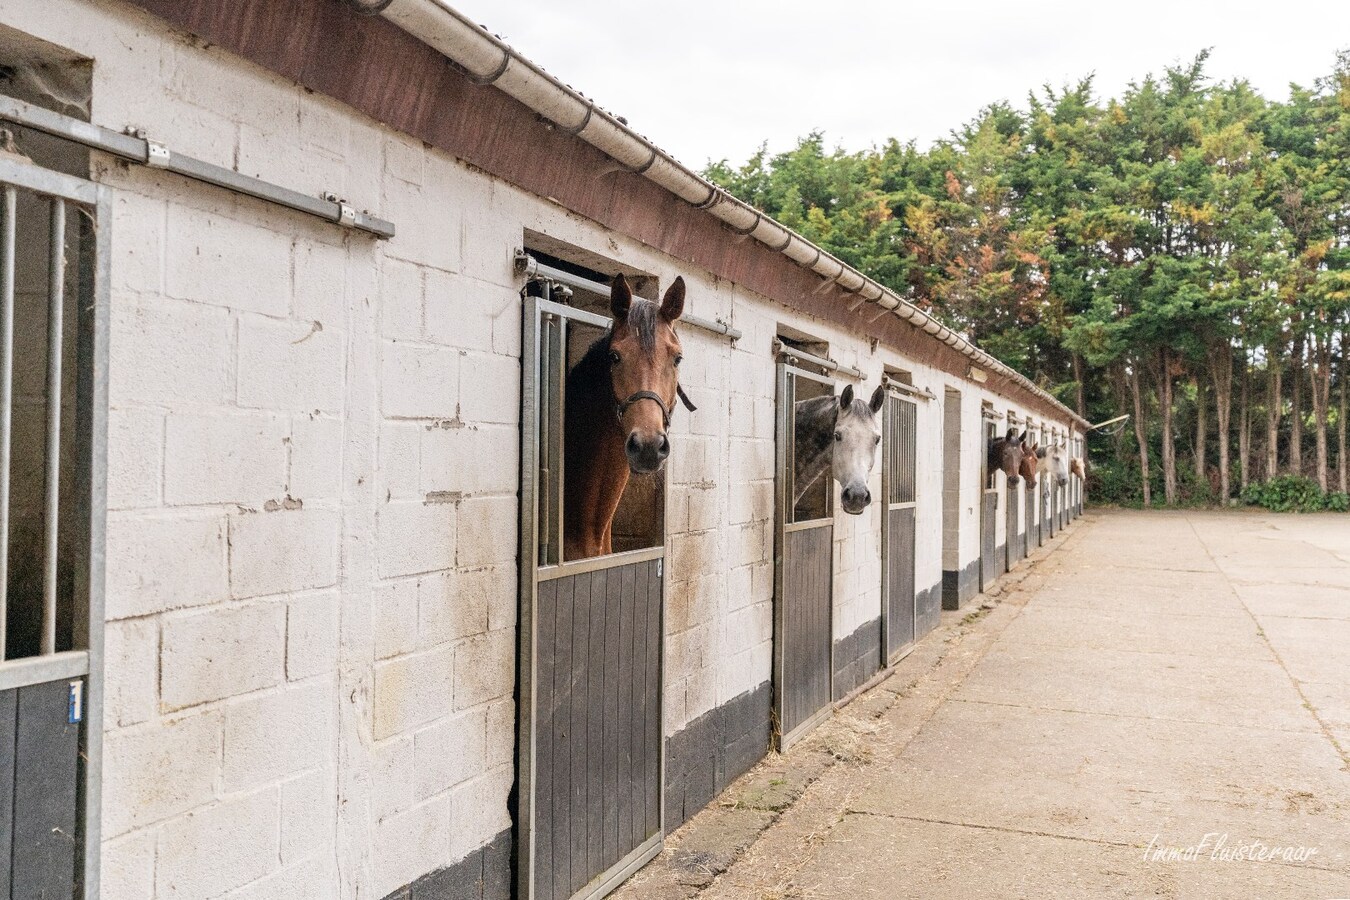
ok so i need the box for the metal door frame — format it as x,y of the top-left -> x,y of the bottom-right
518,290 -> 667,900
0,156 -> 107,900
772,361 -> 835,752
879,388 -> 917,666
979,409 -> 999,590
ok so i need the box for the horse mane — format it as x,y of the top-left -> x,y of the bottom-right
566,298 -> 662,406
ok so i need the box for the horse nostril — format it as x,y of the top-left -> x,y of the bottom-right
657,434 -> 670,458
863,489 -> 871,505
626,433 -> 640,454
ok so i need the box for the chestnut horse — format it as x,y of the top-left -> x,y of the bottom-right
1070,457 -> 1086,480
563,274 -> 694,560
988,428 -> 1026,485
1018,435 -> 1039,487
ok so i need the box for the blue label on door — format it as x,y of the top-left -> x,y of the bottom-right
68,680 -> 83,724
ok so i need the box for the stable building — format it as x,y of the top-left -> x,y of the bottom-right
0,1 -> 1086,898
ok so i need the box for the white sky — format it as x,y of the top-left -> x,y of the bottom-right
450,0 -> 1349,169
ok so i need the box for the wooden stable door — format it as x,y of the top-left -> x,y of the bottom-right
881,392 -> 917,663
519,294 -> 665,900
773,363 -> 835,751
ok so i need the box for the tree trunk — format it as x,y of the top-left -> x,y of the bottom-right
1072,353 -> 1086,418
1130,362 -> 1151,506
1309,335 -> 1331,492
1194,375 -> 1207,489
1265,359 -> 1281,480
1159,349 -> 1177,504
1238,348 -> 1251,492
1113,363 -> 1129,462
1339,334 -> 1348,494
1290,333 -> 1304,476
1210,345 -> 1232,502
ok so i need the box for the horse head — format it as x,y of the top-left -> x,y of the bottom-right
1018,434 -> 1039,487
1037,444 -> 1070,487
989,427 -> 1025,486
1069,457 -> 1086,480
608,273 -> 689,475
833,384 -> 885,514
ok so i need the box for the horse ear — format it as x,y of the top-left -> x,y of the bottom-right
1018,430 -> 1028,444
1005,427 -> 1018,442
659,276 -> 685,322
611,273 -> 632,322
869,384 -> 885,414
839,384 -> 854,409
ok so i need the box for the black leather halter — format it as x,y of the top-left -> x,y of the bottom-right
615,385 -> 698,429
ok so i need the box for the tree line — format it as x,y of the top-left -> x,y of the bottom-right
705,51 -> 1350,507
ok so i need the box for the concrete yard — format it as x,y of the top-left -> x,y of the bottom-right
617,510 -> 1350,899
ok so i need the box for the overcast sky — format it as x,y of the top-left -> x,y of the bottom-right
451,0 -> 1348,170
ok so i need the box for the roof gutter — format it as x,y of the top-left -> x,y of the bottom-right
345,0 -> 1086,427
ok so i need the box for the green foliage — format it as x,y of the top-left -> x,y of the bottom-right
706,50 -> 1350,507
1240,476 -> 1348,512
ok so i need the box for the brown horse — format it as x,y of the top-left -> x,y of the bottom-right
563,274 -> 693,560
1069,457 -> 1086,480
988,427 -> 1027,485
1018,435 -> 1039,487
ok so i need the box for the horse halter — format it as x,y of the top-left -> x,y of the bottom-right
615,385 -> 698,430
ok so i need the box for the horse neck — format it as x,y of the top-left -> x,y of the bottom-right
794,395 -> 836,501
564,347 -> 629,557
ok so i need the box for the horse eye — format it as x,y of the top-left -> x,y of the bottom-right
609,350 -> 621,365
674,354 -> 683,367
834,431 -> 843,442
874,435 -> 881,445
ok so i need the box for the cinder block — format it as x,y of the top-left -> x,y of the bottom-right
448,765 -> 512,861
100,829 -> 155,900
379,256 -> 424,342
163,411 -> 288,505
418,568 -> 493,648
281,771 -> 337,863
413,708 -> 486,800
222,679 -> 336,791
372,645 -> 455,741
423,270 -> 494,352
286,591 -> 339,682
107,406 -> 163,510
454,495 -> 516,568
164,204 -> 289,315
379,421 -> 421,500
229,507 -> 340,599
372,736 -> 415,825
109,298 -> 231,407
380,343 -> 459,419
374,578 -> 419,660
111,190 -> 164,297
161,603 -> 286,710
384,134 -> 425,187
377,500 -> 457,578
293,238 -> 348,326
420,423 -> 518,496
484,699 -> 514,768
455,351 -> 519,426
104,617 -> 158,728
102,711 -> 222,837
452,630 -> 514,711
288,414 -> 343,500
237,316 -> 345,414
154,788 -> 281,898
372,794 -> 453,900
105,511 -> 228,620
224,856 -> 334,900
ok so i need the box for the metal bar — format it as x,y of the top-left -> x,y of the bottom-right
537,545 -> 665,581
0,93 -> 394,238
0,185 -> 13,660
0,156 -> 98,205
773,340 -> 863,380
519,253 -> 741,340
76,182 -> 111,900
516,293 -> 540,898
41,199 -> 65,655
883,378 -> 935,401
783,518 -> 832,533
0,649 -> 88,692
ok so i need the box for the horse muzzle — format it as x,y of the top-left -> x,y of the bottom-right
625,430 -> 669,474
840,483 -> 872,515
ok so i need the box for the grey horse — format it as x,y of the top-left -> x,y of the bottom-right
793,384 -> 884,515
